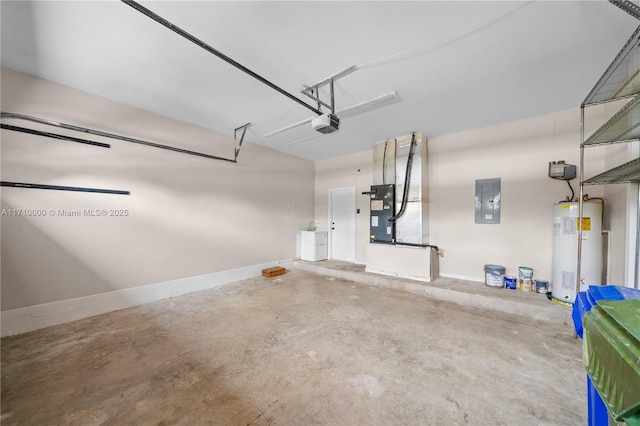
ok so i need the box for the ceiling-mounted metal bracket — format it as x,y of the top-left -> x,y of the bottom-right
303,84 -> 333,113
609,0 -> 640,20
234,122 -> 252,161
301,65 -> 357,115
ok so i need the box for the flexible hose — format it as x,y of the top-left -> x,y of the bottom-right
389,132 -> 416,224
566,179 -> 575,202
382,140 -> 388,184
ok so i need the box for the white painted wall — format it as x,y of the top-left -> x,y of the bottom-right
429,108 -> 608,282
4,66 -> 635,321
1,68 -> 315,311
584,100 -> 638,287
315,150 -> 372,264
602,144 -> 632,285
314,106 -> 634,284
602,141 -> 640,287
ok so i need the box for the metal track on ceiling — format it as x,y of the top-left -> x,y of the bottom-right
121,0 -> 323,117
609,0 -> 640,20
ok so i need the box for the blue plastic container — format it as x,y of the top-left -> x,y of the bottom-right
587,376 -> 610,426
572,285 -> 640,339
504,276 -> 517,290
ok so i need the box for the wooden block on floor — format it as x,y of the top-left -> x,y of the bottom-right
262,266 -> 286,278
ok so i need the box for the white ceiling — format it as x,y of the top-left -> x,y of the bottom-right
1,1 -> 638,161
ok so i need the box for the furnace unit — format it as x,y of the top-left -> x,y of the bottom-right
371,133 -> 429,245
369,184 -> 395,243
366,133 -> 438,283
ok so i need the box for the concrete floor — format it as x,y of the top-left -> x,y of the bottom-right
1,266 -> 586,425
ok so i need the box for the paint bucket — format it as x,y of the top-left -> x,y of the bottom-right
518,266 -> 533,292
534,280 -> 549,294
484,264 -> 505,288
504,276 -> 517,290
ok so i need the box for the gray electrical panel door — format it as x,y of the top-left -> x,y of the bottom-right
475,178 -> 501,224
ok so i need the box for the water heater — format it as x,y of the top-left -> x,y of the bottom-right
552,201 -> 603,303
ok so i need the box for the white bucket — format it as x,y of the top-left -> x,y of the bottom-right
484,264 -> 505,288
519,266 -> 533,292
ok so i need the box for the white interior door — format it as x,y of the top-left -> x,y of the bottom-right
329,187 -> 356,262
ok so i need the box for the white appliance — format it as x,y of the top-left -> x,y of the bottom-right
300,231 -> 328,261
552,201 -> 603,303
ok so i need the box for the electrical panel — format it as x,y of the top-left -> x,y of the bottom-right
370,184 -> 395,243
475,178 -> 501,224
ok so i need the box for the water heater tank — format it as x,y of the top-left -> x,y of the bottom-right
552,201 -> 603,303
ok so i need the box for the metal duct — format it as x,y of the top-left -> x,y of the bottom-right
372,133 -> 429,245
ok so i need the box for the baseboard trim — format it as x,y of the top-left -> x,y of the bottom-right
440,273 -> 485,283
1,260 -> 291,337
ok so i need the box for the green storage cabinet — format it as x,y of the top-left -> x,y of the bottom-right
583,299 -> 640,425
